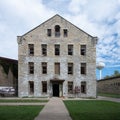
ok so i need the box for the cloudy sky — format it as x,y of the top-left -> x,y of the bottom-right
0,0 -> 120,78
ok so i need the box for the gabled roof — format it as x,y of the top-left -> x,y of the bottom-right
21,14 -> 95,38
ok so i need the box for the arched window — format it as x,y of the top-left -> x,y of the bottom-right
55,25 -> 60,37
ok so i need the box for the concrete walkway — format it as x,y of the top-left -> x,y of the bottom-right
97,96 -> 120,102
35,97 -> 72,120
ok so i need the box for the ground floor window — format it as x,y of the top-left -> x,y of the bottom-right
68,81 -> 73,94
42,81 -> 47,93
29,81 -> 34,94
81,81 -> 86,93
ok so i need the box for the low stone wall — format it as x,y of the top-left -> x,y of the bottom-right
97,76 -> 120,94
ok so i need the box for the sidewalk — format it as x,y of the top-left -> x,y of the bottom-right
35,97 -> 72,120
97,96 -> 120,102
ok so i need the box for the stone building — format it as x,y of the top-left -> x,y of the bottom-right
17,14 -> 97,98
0,57 -> 18,95
97,76 -> 120,95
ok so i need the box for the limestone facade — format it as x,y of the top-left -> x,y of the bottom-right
17,15 -> 97,98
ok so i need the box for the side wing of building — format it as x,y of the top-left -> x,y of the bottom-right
17,15 -> 97,98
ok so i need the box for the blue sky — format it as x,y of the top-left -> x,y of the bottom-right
0,0 -> 120,79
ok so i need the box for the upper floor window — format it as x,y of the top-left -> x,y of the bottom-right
29,62 -> 34,74
81,63 -> 86,75
42,62 -> 47,74
68,45 -> 73,55
47,29 -> 51,37
81,45 -> 86,55
68,63 -> 73,74
63,29 -> 68,37
55,25 -> 60,37
28,44 -> 34,56
41,44 -> 47,56
55,44 -> 60,56
55,63 -> 60,75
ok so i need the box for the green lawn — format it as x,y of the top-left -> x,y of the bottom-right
0,99 -> 48,103
0,106 -> 44,120
64,100 -> 120,120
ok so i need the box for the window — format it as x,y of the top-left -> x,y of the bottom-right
81,63 -> 86,75
68,82 -> 73,94
68,45 -> 73,55
42,81 -> 47,93
81,45 -> 86,55
47,29 -> 51,36
55,25 -> 60,37
28,44 -> 34,56
81,81 -> 86,93
29,81 -> 34,94
42,62 -> 47,74
29,62 -> 34,74
41,44 -> 47,56
55,63 -> 60,74
55,44 -> 60,55
68,63 -> 73,74
63,29 -> 68,37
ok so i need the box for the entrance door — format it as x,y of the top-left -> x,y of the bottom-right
53,83 -> 59,97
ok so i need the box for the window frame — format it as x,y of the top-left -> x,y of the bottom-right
68,81 -> 73,94
68,44 -> 73,55
81,45 -> 86,56
41,44 -> 47,56
68,63 -> 73,75
55,44 -> 60,56
81,63 -> 86,75
42,62 -> 47,74
28,44 -> 34,56
42,81 -> 47,93
47,29 -> 51,37
28,62 -> 34,74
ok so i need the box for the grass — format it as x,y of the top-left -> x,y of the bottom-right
0,105 -> 44,120
98,93 -> 120,98
64,100 -> 120,120
0,99 -> 48,103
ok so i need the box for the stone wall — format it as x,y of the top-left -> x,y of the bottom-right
0,57 -> 18,95
97,76 -> 120,94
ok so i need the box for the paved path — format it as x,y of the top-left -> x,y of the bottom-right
0,103 -> 46,106
35,97 -> 72,120
97,96 -> 120,102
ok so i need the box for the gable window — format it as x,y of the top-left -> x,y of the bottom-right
81,63 -> 86,75
55,44 -> 60,55
41,44 -> 47,56
47,29 -> 51,37
81,45 -> 86,55
81,81 -> 86,93
55,25 -> 60,37
68,63 -> 73,74
28,44 -> 34,56
68,81 -> 73,94
55,63 -> 60,75
63,29 -> 68,37
68,45 -> 73,55
42,81 -> 47,93
29,62 -> 34,74
42,62 -> 47,74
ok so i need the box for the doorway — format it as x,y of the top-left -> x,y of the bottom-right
53,83 -> 59,97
